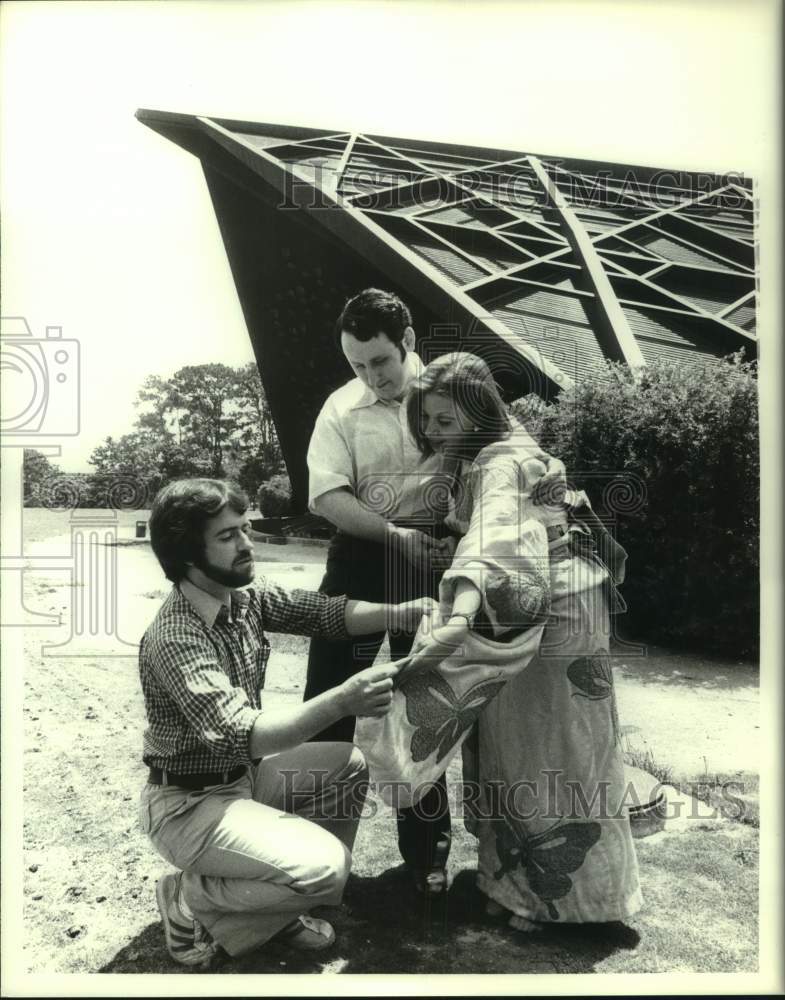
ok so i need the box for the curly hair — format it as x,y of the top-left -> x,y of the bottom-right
149,479 -> 249,583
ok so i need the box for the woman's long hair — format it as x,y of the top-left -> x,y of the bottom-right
406,352 -> 512,459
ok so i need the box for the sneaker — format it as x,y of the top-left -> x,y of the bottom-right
272,914 -> 336,951
156,872 -> 220,967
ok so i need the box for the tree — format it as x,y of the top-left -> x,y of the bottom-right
230,363 -> 285,498
23,450 -> 61,506
86,361 -> 287,508
88,430 -> 205,506
136,364 -> 243,477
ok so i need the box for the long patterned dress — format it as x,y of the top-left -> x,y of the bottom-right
443,431 -> 643,924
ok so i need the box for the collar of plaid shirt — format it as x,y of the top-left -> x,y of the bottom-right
179,577 -> 250,627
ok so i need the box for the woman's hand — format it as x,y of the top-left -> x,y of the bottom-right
407,615 -> 470,670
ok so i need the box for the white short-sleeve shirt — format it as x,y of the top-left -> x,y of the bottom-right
307,352 -> 444,520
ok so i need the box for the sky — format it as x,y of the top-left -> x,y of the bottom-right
1,0 -> 781,471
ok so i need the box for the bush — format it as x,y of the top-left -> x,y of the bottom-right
256,474 -> 293,518
512,352 -> 759,658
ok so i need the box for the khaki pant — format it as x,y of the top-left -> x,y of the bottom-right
139,742 -> 368,956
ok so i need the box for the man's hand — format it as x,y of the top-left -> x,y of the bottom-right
429,535 -> 457,573
388,597 -> 438,633
388,524 -> 438,569
339,662 -> 400,718
532,456 -> 567,507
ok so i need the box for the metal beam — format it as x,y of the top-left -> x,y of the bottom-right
728,182 -> 755,204
658,209 -> 756,251
334,133 -> 360,193
589,184 -> 733,242
544,162 -> 660,213
642,262 -> 671,279
407,217 -> 499,277
196,116 -> 574,393
601,256 -> 757,344
362,134 -> 569,248
637,220 -> 755,274
476,276 -> 596,302
528,156 -> 646,371
716,290 -> 756,320
460,246 -> 576,292
597,239 -> 752,280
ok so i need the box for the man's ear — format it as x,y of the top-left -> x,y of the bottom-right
403,326 -> 416,352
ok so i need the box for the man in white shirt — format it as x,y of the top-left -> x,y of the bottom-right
303,288 -> 560,894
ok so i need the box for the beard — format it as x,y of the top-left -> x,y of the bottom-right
192,551 -> 255,588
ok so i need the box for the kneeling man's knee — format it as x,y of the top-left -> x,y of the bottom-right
297,838 -> 352,898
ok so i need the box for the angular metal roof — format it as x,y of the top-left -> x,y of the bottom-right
136,109 -> 758,508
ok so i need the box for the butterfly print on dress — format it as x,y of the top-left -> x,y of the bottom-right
567,651 -> 620,747
490,791 -> 602,920
397,668 -> 506,764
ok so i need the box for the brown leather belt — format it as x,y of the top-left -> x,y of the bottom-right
147,765 -> 247,790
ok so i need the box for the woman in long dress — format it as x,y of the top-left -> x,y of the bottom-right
405,352 -> 642,928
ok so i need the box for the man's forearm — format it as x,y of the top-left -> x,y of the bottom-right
313,489 -> 390,543
248,688 -> 346,758
314,489 -> 435,572
343,599 -> 391,636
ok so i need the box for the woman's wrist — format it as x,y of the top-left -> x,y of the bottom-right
446,612 -> 474,629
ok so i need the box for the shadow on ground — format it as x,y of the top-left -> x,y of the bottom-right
611,641 -> 758,693
99,865 -> 639,975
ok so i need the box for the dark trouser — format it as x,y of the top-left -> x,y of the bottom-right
304,529 -> 451,871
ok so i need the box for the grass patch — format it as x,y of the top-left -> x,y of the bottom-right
624,746 -> 674,787
103,785 -> 758,975
681,770 -> 759,828
623,738 -> 759,829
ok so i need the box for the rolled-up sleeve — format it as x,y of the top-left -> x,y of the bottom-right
257,581 -> 349,639
307,399 -> 356,510
441,456 -> 551,633
144,627 -> 262,765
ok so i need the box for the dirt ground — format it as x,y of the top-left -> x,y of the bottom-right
15,510 -> 760,977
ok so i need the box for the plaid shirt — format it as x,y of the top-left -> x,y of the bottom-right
139,578 -> 348,773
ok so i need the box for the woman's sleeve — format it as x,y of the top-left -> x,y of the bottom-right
440,454 -> 551,638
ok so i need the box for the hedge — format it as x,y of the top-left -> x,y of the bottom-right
511,352 -> 759,659
256,474 -> 293,518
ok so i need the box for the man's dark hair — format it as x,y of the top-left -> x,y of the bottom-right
149,478 -> 249,583
334,288 -> 412,359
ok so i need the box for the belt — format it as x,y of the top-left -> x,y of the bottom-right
147,765 -> 247,790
